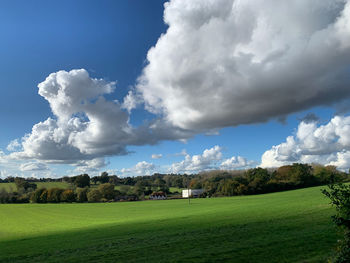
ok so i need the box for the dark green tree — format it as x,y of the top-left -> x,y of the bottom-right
60,189 -> 76,202
76,187 -> 88,202
98,183 -> 115,200
47,188 -> 64,203
99,172 -> 109,184
74,174 -> 90,188
322,183 -> 350,262
87,189 -> 102,202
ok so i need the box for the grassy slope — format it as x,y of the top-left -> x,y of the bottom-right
0,186 -> 337,262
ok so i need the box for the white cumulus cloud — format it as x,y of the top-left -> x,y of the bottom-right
261,115 -> 350,170
120,161 -> 156,176
169,145 -> 223,173
220,156 -> 255,170
135,0 -> 350,131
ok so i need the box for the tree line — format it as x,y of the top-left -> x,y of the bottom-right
0,163 -> 349,204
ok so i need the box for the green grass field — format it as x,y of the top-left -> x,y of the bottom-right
0,186 -> 338,262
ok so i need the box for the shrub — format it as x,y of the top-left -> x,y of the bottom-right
40,189 -> 48,203
98,183 -> 115,200
0,189 -> 11,203
30,188 -> 47,203
322,183 -> 350,262
87,189 -> 102,202
47,188 -> 64,203
60,189 -> 76,202
76,187 -> 88,202
14,178 -> 37,192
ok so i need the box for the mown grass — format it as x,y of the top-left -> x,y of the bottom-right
0,186 -> 337,262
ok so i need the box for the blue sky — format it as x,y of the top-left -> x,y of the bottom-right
1,0 -> 350,178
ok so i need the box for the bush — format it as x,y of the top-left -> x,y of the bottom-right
30,188 -> 47,203
98,183 -> 115,200
60,189 -> 76,202
322,183 -> 350,262
87,189 -> 102,202
47,188 -> 64,203
0,189 -> 12,203
76,187 -> 88,202
14,178 -> 37,192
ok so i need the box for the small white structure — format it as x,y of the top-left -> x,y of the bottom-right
149,191 -> 167,200
182,189 -> 204,198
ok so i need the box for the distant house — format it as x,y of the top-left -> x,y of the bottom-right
149,191 -> 167,200
182,189 -> 204,198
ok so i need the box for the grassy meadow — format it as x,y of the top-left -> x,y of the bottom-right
0,186 -> 338,262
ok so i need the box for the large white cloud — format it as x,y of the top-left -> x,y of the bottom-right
169,145 -> 254,173
261,115 -> 350,170
120,161 -> 156,176
170,146 -> 223,173
5,1 -> 350,174
9,69 -> 186,164
220,156 -> 255,170
133,0 -> 350,131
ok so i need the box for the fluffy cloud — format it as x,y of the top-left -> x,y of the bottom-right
261,115 -> 350,170
151,154 -> 163,159
73,158 -> 109,174
134,0 -> 350,131
19,162 -> 49,172
169,146 -> 222,173
169,145 -> 254,173
6,139 -> 21,152
220,156 -> 255,170
120,161 -> 156,176
9,69 -> 131,162
7,69 -> 196,165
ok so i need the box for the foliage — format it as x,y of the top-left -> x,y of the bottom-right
87,189 -> 102,202
76,187 -> 88,202
60,189 -> 76,202
98,183 -> 115,200
99,172 -> 110,184
30,188 -> 47,203
47,188 -> 64,203
14,178 -> 37,192
73,174 -> 90,188
1,163 -> 348,204
322,183 -> 350,262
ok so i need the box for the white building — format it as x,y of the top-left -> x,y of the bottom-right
149,191 -> 167,200
182,189 -> 204,198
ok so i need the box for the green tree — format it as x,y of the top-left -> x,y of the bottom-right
60,189 -> 76,202
99,172 -> 109,184
30,188 -> 47,203
14,178 -> 37,192
76,187 -> 88,202
87,189 -> 102,202
47,188 -> 64,203
322,183 -> 350,262
133,181 -> 146,197
74,174 -> 90,188
98,183 -> 115,200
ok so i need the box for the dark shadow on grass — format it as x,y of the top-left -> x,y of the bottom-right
0,208 -> 337,263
